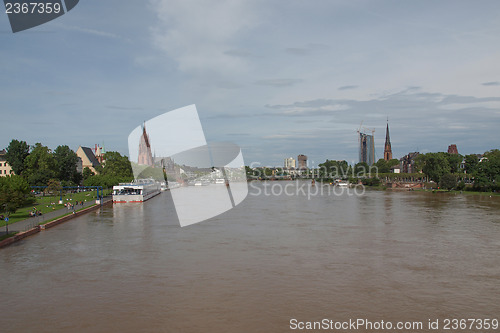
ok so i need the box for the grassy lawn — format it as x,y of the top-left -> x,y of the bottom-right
0,189 -> 112,228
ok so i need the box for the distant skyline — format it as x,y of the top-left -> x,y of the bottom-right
1,1 -> 499,166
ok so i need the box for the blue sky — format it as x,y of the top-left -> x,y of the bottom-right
1,0 -> 499,167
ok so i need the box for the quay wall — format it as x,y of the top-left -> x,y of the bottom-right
0,200 -> 113,249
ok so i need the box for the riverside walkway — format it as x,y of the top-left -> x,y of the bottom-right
0,196 -> 112,237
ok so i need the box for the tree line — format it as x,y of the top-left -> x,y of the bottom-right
1,139 -> 134,216
245,149 -> 500,192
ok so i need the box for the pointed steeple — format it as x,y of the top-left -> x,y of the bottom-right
385,121 -> 390,146
384,118 -> 392,161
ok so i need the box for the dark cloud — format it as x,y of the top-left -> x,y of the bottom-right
338,85 -> 358,90
482,81 -> 500,86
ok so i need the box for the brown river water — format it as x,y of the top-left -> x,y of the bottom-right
1,181 -> 500,333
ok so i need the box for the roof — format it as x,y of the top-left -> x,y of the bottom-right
79,146 -> 101,167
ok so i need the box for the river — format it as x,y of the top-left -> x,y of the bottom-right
1,181 -> 499,332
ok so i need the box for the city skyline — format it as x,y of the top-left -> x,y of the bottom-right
1,1 -> 499,166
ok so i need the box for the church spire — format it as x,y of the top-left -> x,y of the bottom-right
384,118 -> 392,161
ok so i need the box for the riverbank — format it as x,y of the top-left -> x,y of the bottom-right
0,198 -> 112,249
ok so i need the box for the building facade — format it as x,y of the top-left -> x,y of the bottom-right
0,149 -> 14,177
138,124 -> 154,167
359,133 -> 375,165
447,144 -> 458,154
284,157 -> 296,169
400,152 -> 420,173
297,154 -> 308,169
76,146 -> 102,174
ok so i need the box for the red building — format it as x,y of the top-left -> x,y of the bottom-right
138,124 -> 154,167
447,144 -> 458,154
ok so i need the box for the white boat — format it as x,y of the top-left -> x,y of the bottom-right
113,179 -> 161,203
334,180 -> 350,187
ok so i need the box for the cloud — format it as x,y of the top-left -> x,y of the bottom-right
482,81 -> 500,86
224,49 -> 254,58
285,48 -> 308,56
61,25 -> 125,40
262,134 -> 318,140
255,79 -> 303,87
338,85 -> 358,90
284,43 -> 329,56
106,105 -> 144,111
150,0 -> 259,75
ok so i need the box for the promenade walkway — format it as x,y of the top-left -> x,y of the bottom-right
0,196 -> 112,236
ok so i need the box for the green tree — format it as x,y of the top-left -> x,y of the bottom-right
0,175 -> 33,216
445,153 -> 463,174
479,149 -> 500,183
354,162 -> 370,177
439,173 -> 457,191
421,152 -> 451,183
464,154 -> 479,176
319,159 -> 349,178
45,179 -> 62,195
5,139 -> 30,175
101,151 -> 133,179
82,167 -> 95,180
24,143 -> 57,185
375,159 -> 390,173
54,145 -> 79,183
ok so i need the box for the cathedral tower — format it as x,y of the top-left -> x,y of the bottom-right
384,120 -> 392,161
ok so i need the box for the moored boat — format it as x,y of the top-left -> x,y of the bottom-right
113,179 -> 161,203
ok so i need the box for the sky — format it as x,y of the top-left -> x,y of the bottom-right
1,0 -> 499,167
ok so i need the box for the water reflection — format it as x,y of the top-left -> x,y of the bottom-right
1,184 -> 499,332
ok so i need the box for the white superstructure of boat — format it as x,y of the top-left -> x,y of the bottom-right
113,179 -> 161,203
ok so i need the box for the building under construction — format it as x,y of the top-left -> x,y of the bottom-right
359,132 -> 375,166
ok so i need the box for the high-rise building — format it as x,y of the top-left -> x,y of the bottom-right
447,144 -> 458,154
284,157 -> 296,169
359,133 -> 375,165
297,154 -> 308,169
138,124 -> 154,167
384,121 -> 392,161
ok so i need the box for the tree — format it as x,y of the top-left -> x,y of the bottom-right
5,139 -> 30,175
421,152 -> 451,183
101,151 -> 133,179
375,159 -> 390,173
45,179 -> 62,195
54,145 -> 79,183
464,154 -> 479,176
445,153 -> 463,174
82,167 -> 95,180
0,175 -> 33,216
439,173 -> 457,191
479,149 -> 500,183
354,162 -> 370,177
24,143 -> 57,185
